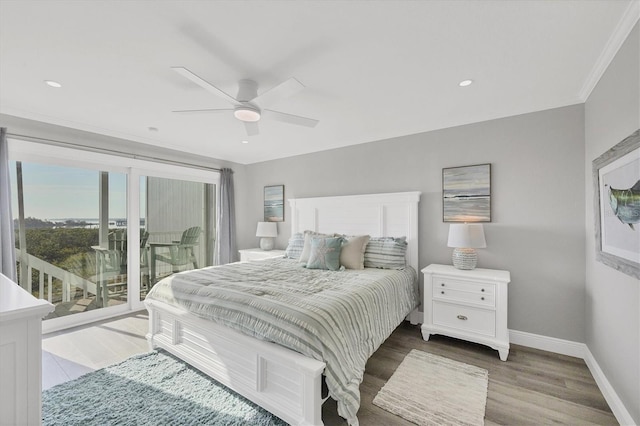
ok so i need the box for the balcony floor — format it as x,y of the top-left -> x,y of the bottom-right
45,296 -> 128,320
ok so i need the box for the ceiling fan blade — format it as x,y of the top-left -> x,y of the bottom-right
262,109 -> 319,128
251,77 -> 304,106
244,121 -> 259,136
172,108 -> 234,114
172,67 -> 239,105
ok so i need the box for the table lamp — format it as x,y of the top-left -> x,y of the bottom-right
256,222 -> 278,251
447,223 -> 486,270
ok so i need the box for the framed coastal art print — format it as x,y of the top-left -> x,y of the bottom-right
593,129 -> 640,279
264,185 -> 284,222
443,163 -> 491,222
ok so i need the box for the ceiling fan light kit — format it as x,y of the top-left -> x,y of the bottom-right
172,67 -> 319,136
234,106 -> 261,122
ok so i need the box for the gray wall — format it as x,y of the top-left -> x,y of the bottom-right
585,22 -> 639,424
237,104 -> 586,342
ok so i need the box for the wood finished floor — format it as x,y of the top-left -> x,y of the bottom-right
42,312 -> 617,425
42,311 -> 150,390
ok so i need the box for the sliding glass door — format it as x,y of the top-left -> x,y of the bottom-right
138,175 -> 215,301
9,161 -> 128,321
8,138 -> 220,331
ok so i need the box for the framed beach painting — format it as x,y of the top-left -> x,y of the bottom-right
443,163 -> 491,222
593,129 -> 639,279
264,185 -> 284,222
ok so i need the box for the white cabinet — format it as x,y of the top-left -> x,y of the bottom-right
421,264 -> 510,361
0,273 -> 54,426
239,248 -> 286,262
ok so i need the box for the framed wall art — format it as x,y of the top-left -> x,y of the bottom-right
443,163 -> 491,222
264,185 -> 284,222
593,129 -> 639,279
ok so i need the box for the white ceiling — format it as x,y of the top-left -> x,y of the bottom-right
0,1 -> 637,164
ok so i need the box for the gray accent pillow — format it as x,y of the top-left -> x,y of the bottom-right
339,235 -> 370,270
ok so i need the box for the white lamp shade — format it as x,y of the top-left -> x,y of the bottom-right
256,221 -> 278,238
447,224 -> 486,248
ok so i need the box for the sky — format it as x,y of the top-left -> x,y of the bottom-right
9,161 -> 131,220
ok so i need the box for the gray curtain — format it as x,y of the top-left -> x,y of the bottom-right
214,168 -> 237,265
0,128 -> 17,280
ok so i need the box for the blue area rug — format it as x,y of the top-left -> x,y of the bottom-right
43,350 -> 288,425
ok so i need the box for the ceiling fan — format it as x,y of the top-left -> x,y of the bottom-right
171,67 -> 319,136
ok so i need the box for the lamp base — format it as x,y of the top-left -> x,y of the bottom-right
452,248 -> 478,270
260,237 -> 275,251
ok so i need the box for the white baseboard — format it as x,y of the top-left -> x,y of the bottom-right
509,329 -> 635,425
583,347 -> 636,426
509,329 -> 586,358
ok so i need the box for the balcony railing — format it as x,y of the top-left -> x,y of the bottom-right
15,248 -> 98,304
13,229 -> 204,314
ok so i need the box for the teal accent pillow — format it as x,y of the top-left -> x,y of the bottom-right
306,237 -> 344,271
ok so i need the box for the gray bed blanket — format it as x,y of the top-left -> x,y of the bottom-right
146,257 -> 419,425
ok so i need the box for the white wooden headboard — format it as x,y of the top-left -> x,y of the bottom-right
288,192 -> 421,272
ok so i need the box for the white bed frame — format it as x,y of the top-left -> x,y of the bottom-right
145,191 -> 421,426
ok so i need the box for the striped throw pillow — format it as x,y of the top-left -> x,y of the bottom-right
364,237 -> 407,269
284,233 -> 305,259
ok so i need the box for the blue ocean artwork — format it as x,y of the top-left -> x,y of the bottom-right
264,185 -> 284,222
443,164 -> 491,222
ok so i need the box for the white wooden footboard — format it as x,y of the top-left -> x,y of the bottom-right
145,299 -> 326,426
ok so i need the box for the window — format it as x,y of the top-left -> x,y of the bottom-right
8,139 -> 219,332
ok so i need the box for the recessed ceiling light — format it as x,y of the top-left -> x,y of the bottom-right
44,80 -> 62,88
241,140 -> 249,144
459,79 -> 473,87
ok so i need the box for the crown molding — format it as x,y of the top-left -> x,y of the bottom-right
579,1 -> 640,102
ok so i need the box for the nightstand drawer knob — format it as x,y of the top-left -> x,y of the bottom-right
441,283 -> 445,287
457,315 -> 468,321
481,288 -> 485,292
441,291 -> 445,294
481,297 -> 485,301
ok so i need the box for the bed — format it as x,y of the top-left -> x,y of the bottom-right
144,191 -> 421,425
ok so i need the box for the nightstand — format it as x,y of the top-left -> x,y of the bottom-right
421,264 -> 510,361
239,248 -> 286,262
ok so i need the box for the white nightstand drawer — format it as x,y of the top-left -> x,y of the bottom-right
433,301 -> 496,337
433,278 -> 495,295
433,286 -> 495,307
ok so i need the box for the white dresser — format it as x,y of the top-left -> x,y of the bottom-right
421,264 -> 510,361
0,273 -> 54,426
239,248 -> 286,262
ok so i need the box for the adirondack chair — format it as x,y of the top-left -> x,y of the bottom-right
154,226 -> 201,273
95,229 -> 150,305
